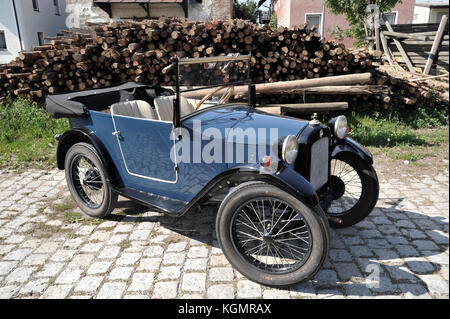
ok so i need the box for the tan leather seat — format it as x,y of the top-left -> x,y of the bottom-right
154,96 -> 195,121
111,100 -> 157,120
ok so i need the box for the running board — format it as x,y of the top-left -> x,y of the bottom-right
114,187 -> 188,215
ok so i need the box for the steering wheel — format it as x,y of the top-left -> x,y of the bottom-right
195,86 -> 234,111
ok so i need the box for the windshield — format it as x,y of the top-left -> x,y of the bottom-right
177,55 -> 251,106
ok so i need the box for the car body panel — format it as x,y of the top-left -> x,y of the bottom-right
59,105 -> 318,214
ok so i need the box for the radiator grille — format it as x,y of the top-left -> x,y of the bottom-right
310,137 -> 329,190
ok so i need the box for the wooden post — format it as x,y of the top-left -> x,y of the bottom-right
374,9 -> 381,51
424,15 -> 448,75
384,19 -> 416,73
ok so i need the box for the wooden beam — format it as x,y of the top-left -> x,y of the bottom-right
424,15 -> 449,75
384,19 -> 416,73
256,102 -> 349,114
383,31 -> 436,41
181,73 -> 372,99
380,31 -> 394,66
281,85 -> 390,95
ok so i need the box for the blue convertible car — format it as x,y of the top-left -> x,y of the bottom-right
46,55 -> 379,286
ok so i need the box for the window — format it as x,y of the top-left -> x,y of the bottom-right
32,0 -> 39,11
306,13 -> 322,33
54,0 -> 60,15
37,32 -> 44,46
381,12 -> 398,25
0,31 -> 7,50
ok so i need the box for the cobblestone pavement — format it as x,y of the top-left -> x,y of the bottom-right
0,167 -> 448,299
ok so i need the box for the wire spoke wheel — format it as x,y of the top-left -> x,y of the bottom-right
231,197 -> 312,274
328,158 -> 363,216
71,155 -> 105,209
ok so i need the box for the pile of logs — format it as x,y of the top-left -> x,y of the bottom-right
0,18 -> 377,104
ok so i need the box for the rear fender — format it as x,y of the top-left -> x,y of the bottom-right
56,128 -> 123,187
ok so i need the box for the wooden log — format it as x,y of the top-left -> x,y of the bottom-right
256,102 -> 349,114
287,85 -> 389,95
380,31 -> 394,66
424,15 -> 448,75
181,73 -> 372,99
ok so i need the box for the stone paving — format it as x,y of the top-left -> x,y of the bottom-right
0,167 -> 448,299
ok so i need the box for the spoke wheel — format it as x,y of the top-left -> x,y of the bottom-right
216,181 -> 329,286
232,198 -> 312,274
71,155 -> 105,209
326,152 -> 379,228
65,143 -> 117,218
328,158 -> 363,216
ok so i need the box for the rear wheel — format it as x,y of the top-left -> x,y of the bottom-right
327,152 -> 379,228
216,182 -> 329,286
64,142 -> 117,218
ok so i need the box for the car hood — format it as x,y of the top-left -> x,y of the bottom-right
183,104 -> 308,138
182,105 -> 309,167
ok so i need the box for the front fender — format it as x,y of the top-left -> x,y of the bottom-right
332,137 -> 374,165
56,128 -> 123,187
183,164 -> 319,216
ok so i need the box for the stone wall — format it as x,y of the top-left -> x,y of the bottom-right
65,0 -> 234,26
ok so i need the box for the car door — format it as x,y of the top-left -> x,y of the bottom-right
110,110 -> 178,183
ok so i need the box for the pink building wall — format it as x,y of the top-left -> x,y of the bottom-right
275,0 -> 416,48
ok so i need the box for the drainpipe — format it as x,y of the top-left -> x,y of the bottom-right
11,0 -> 23,51
321,1 -> 326,40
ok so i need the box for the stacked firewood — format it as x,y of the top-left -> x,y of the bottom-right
0,18 -> 376,104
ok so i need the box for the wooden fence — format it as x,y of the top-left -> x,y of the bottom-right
380,18 -> 449,74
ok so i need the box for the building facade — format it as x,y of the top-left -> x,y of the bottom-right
414,1 -> 449,23
65,0 -> 235,28
0,0 -> 68,64
274,0 -> 416,47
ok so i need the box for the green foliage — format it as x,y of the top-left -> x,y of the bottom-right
0,95 -> 69,168
345,113 -> 426,147
324,0 -> 402,46
235,0 -> 260,23
320,97 -> 448,148
269,13 -> 277,28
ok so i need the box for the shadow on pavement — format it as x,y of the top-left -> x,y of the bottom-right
107,196 -> 448,297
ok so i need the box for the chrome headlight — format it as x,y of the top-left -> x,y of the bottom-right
282,135 -> 299,164
332,115 -> 348,139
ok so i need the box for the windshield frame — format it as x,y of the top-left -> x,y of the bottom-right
173,55 -> 252,127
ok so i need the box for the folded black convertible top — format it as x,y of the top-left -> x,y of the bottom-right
46,82 -> 171,119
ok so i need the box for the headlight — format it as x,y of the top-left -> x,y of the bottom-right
331,115 -> 348,139
282,135 -> 299,164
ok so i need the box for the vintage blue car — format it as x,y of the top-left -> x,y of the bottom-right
46,55 -> 379,286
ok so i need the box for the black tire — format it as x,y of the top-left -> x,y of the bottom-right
64,142 -> 118,218
216,181 -> 329,287
328,152 -> 379,228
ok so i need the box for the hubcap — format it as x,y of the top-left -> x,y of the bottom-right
328,158 -> 362,216
329,175 -> 346,200
231,198 -> 312,274
71,155 -> 105,209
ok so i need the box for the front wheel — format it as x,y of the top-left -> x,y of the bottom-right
327,152 -> 379,228
216,182 -> 329,287
64,142 -> 117,218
